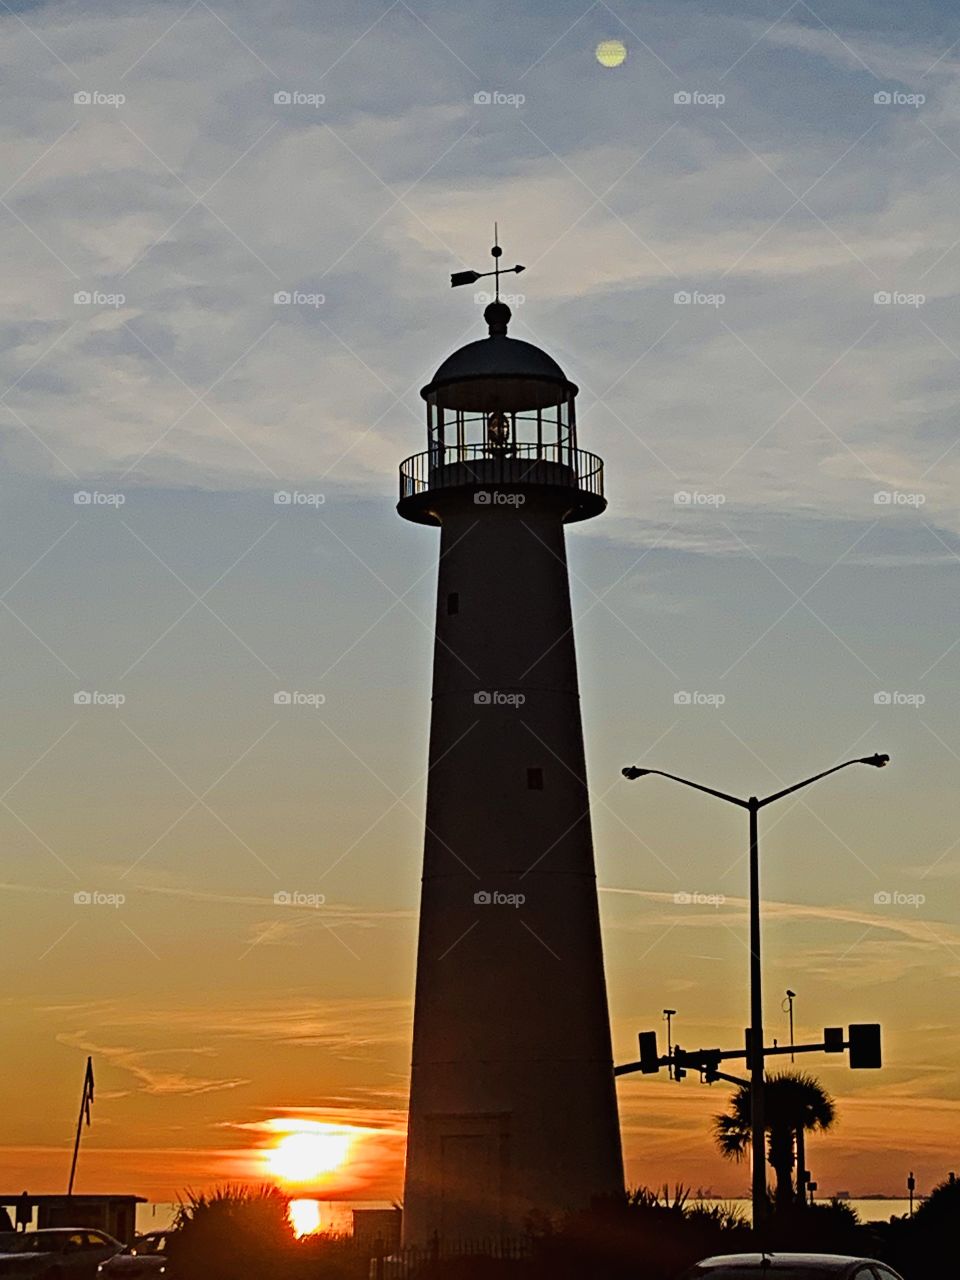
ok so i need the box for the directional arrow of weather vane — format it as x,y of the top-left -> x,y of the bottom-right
451,223 -> 525,295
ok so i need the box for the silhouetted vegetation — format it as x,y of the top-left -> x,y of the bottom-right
714,1072 -> 836,1208
161,1176 -> 958,1280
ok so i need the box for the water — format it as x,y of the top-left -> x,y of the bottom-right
698,1199 -> 917,1225
137,1198 -> 918,1235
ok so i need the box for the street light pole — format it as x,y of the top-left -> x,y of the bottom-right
748,797 -> 765,1226
621,753 -> 889,1232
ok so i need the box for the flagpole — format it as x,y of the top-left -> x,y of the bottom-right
67,1057 -> 94,1196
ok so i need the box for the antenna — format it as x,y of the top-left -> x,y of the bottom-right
451,227 -> 525,291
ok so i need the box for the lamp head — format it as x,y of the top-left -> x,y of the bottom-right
860,753 -> 890,768
786,989 -> 796,999
622,766 -> 650,780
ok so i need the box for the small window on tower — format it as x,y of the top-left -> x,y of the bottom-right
447,592 -> 459,615
527,767 -> 544,790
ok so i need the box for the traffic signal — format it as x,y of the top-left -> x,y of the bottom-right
673,1044 -> 687,1081
848,1023 -> 882,1069
823,1026 -> 844,1053
638,1031 -> 660,1074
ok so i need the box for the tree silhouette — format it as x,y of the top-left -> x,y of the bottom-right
713,1071 -> 836,1209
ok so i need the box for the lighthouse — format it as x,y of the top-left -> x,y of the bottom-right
398,242 -> 624,1244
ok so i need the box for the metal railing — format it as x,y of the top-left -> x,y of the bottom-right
399,442 -> 604,503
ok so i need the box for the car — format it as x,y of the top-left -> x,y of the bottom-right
96,1233 -> 167,1276
679,1254 -> 906,1280
0,1229 -> 123,1278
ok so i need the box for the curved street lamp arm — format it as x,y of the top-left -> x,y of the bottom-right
756,755 -> 888,809
622,768 -> 749,809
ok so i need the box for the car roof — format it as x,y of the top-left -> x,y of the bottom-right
695,1255 -> 874,1271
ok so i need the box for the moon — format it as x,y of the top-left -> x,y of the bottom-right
596,39 -> 627,68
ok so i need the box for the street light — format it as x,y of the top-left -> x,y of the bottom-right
621,753 -> 889,1228
663,1009 -> 677,1079
783,990 -> 796,1064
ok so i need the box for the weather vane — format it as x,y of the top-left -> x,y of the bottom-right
450,223 -> 525,299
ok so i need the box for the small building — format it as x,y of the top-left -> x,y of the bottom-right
352,1207 -> 402,1256
0,1194 -> 145,1243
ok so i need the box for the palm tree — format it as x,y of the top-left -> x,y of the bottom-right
713,1072 -> 836,1209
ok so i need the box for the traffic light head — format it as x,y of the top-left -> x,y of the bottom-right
848,1023 -> 882,1069
638,1031 -> 660,1074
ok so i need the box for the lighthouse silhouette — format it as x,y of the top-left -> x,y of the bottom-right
398,241 -> 624,1245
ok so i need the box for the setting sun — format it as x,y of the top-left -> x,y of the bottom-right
265,1121 -> 354,1185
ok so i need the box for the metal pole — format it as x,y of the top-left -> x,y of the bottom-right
67,1090 -> 86,1196
664,1009 -> 676,1080
789,994 -> 795,1063
748,798 -> 766,1230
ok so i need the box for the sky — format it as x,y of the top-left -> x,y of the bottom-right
1,0 -> 959,1207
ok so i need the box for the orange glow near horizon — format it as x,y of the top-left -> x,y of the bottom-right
262,1119 -> 355,1186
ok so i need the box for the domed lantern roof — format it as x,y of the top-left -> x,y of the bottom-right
421,302 -> 577,413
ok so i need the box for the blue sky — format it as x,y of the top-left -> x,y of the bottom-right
1,0 -> 959,1199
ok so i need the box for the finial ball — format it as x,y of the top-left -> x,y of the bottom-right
491,244 -> 503,258
484,300 -> 511,336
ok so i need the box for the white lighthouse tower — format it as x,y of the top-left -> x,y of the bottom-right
398,243 -> 623,1245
